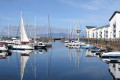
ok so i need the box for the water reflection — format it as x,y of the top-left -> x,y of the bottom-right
0,51 -> 12,59
11,50 -> 33,80
0,41 -> 115,80
9,48 -> 49,80
109,63 -> 120,80
86,50 -> 94,57
68,47 -> 81,69
20,50 -> 32,80
47,48 -> 52,76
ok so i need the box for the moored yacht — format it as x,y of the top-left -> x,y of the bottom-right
12,11 -> 33,50
34,42 -> 46,49
0,43 -> 8,52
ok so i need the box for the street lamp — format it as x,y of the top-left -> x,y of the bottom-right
76,29 -> 81,42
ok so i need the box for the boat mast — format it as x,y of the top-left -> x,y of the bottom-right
68,28 -> 69,40
20,11 -> 22,42
8,23 -> 10,38
34,16 -> 36,43
47,15 -> 51,39
77,22 -> 80,42
26,17 -> 29,38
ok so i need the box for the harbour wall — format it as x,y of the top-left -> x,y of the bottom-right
83,38 -> 120,51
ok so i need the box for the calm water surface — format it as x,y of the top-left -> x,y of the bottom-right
0,41 -> 115,80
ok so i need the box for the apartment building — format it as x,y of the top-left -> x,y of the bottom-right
86,11 -> 120,39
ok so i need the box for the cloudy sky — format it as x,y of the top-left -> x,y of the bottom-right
0,0 -> 120,30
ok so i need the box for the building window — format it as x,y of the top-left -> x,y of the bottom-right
113,30 -> 116,33
106,31 -> 108,34
106,35 -> 108,38
114,35 -> 116,38
113,22 -> 116,29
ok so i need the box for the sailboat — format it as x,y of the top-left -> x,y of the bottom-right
67,23 -> 81,48
33,16 -> 46,49
12,11 -> 33,50
44,15 -> 52,47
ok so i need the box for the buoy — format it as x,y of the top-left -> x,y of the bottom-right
101,45 -> 104,49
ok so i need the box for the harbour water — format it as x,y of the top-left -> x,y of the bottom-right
0,41 -> 115,80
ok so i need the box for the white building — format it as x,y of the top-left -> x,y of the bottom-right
109,11 -> 120,39
86,25 -> 109,39
86,26 -> 96,38
86,11 -> 120,39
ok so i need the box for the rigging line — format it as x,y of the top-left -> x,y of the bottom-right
48,15 -> 52,38
16,24 -> 20,37
79,22 -> 85,39
49,26 -> 52,38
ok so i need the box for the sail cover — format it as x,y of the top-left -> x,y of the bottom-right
20,11 -> 29,43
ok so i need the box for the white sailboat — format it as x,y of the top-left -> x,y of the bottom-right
12,11 -> 33,50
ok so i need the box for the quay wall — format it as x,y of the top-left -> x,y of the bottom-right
83,38 -> 120,51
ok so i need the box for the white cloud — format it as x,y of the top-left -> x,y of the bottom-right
59,0 -> 120,10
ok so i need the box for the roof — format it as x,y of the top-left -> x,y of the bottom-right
93,24 -> 109,31
109,11 -> 120,21
86,26 -> 96,29
99,24 -> 110,29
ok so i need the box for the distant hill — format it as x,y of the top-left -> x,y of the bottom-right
37,33 -> 68,38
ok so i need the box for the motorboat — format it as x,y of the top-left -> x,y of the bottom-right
44,42 -> 52,47
34,42 -> 46,49
100,52 -> 120,58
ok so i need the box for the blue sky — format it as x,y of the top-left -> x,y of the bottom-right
0,0 -> 120,30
